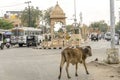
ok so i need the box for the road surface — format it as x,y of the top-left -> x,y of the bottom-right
0,39 -> 119,80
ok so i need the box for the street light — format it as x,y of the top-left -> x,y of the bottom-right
25,1 -> 31,27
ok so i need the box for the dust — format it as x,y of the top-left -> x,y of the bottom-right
85,61 -> 120,80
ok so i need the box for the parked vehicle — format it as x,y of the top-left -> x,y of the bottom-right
115,34 -> 119,45
5,42 -> 11,48
3,31 -> 12,48
0,32 -> 4,49
90,33 -> 99,41
104,32 -> 111,41
105,32 -> 119,45
11,27 -> 43,47
116,30 -> 120,39
26,35 -> 38,47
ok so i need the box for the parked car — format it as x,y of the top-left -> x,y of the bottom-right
115,34 -> 119,45
105,32 -> 119,45
104,32 -> 111,41
90,33 -> 99,41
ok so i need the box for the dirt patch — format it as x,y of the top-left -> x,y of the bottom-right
86,61 -> 120,80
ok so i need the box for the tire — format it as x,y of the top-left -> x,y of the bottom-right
34,43 -> 37,47
19,44 -> 23,47
117,42 -> 119,45
6,45 -> 10,48
27,43 -> 30,47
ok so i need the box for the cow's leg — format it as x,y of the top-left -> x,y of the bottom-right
75,63 -> 78,76
58,55 -> 65,79
82,60 -> 89,74
66,62 -> 71,79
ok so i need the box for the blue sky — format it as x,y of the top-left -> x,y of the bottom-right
0,0 -> 120,25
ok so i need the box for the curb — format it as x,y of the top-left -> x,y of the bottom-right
33,47 -> 63,49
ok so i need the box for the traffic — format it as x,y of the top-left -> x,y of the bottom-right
1,26 -> 120,50
0,26 -> 44,49
89,32 -> 119,45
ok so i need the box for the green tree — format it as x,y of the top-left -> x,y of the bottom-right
66,25 -> 73,33
0,19 -> 14,29
21,6 -> 42,27
38,7 -> 53,34
43,7 -> 53,26
89,20 -> 108,32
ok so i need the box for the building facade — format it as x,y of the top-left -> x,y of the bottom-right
4,11 -> 22,26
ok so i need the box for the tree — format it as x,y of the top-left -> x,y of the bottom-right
38,7 -> 53,34
0,19 -> 14,29
43,7 -> 53,26
65,25 -> 73,33
89,20 -> 108,32
21,6 -> 42,27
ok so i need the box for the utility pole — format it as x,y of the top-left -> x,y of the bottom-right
80,12 -> 82,26
119,10 -> 120,22
74,0 -> 77,28
74,0 -> 79,34
106,0 -> 119,64
110,0 -> 115,48
25,1 -> 31,27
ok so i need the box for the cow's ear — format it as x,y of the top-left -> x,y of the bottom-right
86,46 -> 91,49
84,48 -> 89,53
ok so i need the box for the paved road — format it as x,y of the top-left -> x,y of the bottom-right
0,40 -> 119,80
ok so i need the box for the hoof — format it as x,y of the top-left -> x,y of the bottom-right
68,76 -> 71,79
87,72 -> 89,75
58,76 -> 61,80
75,74 -> 78,77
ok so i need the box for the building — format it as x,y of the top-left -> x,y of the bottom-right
4,11 -> 22,26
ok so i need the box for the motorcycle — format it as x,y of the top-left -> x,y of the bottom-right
5,38 -> 11,48
3,31 -> 12,48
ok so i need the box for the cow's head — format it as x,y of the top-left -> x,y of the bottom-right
83,46 -> 92,57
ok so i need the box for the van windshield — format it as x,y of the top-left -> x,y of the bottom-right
106,33 -> 111,36
12,29 -> 24,36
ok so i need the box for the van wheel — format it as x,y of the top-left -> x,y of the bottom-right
19,44 -> 23,47
27,43 -> 30,47
117,42 -> 119,45
34,43 -> 37,47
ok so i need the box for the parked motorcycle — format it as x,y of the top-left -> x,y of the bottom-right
5,38 -> 11,48
3,31 -> 12,48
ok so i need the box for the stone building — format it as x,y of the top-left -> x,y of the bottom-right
4,11 -> 22,26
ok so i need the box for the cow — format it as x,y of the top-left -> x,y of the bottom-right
58,46 -> 92,79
